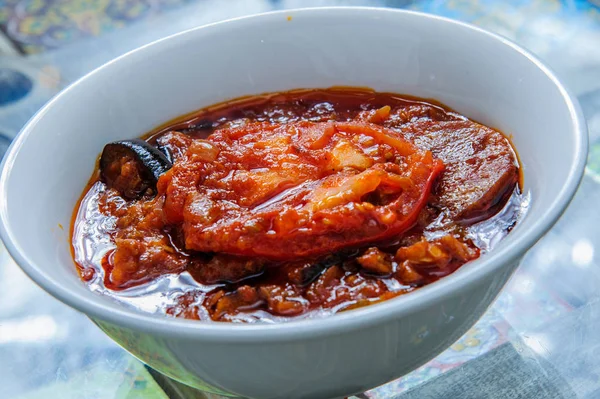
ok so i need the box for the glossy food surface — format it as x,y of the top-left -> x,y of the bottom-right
161,121 -> 443,259
72,88 -> 522,322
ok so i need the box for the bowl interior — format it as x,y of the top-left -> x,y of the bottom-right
0,8 -> 585,332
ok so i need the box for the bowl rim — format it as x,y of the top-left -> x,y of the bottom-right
0,6 -> 588,342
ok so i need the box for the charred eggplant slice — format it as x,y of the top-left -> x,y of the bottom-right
100,139 -> 172,199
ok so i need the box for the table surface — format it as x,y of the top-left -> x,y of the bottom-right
2,1 -> 600,398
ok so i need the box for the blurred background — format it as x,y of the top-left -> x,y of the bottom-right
2,1 -> 600,398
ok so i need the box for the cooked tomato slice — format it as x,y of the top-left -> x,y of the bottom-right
159,121 -> 444,260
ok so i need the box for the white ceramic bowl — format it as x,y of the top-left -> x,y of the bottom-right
0,7 -> 587,399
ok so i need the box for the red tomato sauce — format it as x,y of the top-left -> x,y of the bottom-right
71,88 -> 523,322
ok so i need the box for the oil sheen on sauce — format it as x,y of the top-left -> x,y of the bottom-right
72,88 -> 528,323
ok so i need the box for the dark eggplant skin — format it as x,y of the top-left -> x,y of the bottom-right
155,143 -> 174,164
181,119 -> 213,134
296,249 -> 360,286
100,139 -> 172,199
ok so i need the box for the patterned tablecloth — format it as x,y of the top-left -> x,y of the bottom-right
2,1 -> 600,398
